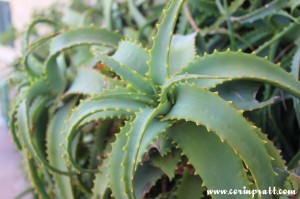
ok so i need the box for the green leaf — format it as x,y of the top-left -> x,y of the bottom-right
291,43 -> 300,132
23,34 -> 55,78
64,97 -> 147,172
168,122 -> 249,199
17,100 -> 38,160
136,119 -> 172,167
254,129 -> 287,187
18,97 -> 69,175
112,40 -> 149,76
256,22 -> 299,55
122,104 -> 171,198
236,27 -> 271,51
213,80 -> 278,111
148,0 -> 185,85
188,0 -> 219,16
134,161 -> 163,199
109,121 -> 131,199
169,33 -> 197,75
164,83 -> 274,191
22,151 -> 50,199
92,156 -> 111,199
202,0 -> 245,36
9,88 -> 27,150
290,0 -> 300,11
45,28 -> 121,93
176,169 -> 204,199
231,0 -> 288,24
128,0 -> 147,28
151,149 -> 181,179
93,52 -> 154,94
22,18 -> 58,50
103,0 -> 114,30
122,108 -> 156,199
156,136 -> 173,157
64,67 -> 107,96
180,51 -> 300,98
47,100 -> 75,198
49,28 -> 120,55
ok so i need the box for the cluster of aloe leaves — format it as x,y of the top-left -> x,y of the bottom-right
6,0 -> 300,198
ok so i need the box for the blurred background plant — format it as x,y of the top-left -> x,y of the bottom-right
2,0 -> 300,198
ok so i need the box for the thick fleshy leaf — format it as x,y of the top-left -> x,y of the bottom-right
64,67 -> 108,96
254,129 -> 287,187
45,28 -> 121,93
122,103 -> 171,198
151,149 -> 181,179
213,80 -> 278,111
22,151 -> 50,199
168,122 -> 249,199
168,33 -> 197,75
122,108 -> 156,199
112,40 -> 149,76
134,161 -> 163,199
23,34 -> 54,77
17,100 -> 39,161
109,121 -> 131,199
176,169 -> 204,199
136,118 -> 172,166
93,52 -> 154,94
164,83 -> 274,191
148,0 -> 185,85
92,156 -> 111,199
47,100 -> 75,198
63,97 -> 147,172
180,51 -> 300,98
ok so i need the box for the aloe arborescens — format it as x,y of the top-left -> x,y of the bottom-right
9,0 -> 300,198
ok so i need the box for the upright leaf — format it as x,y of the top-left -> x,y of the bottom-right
148,0 -> 185,85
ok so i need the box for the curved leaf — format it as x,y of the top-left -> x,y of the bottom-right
180,51 -> 300,98
168,122 -> 249,199
122,103 -> 171,198
64,97 -> 147,172
45,28 -> 121,93
164,83 -> 274,191
47,100 -> 75,198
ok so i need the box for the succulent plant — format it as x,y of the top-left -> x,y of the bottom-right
7,0 -> 300,198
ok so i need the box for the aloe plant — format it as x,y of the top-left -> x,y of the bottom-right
7,0 -> 300,198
